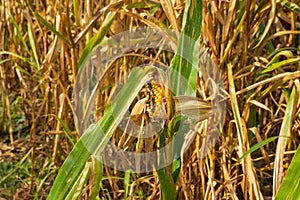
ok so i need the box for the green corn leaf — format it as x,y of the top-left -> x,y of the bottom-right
78,12 -> 116,68
27,22 -> 40,71
47,66 -> 154,200
34,12 -> 72,47
170,0 -> 202,96
238,136 -> 278,162
261,57 -> 300,74
275,146 -> 300,199
9,15 -> 31,55
89,157 -> 103,200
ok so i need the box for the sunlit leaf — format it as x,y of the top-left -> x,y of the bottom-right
238,136 -> 278,162
276,146 -> 300,199
47,66 -> 154,200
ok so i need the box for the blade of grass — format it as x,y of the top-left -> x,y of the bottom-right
89,157 -> 103,200
0,148 -> 33,185
228,63 -> 264,199
158,128 -> 176,200
170,0 -> 202,96
54,116 -> 76,146
0,58 -> 12,65
238,136 -> 278,162
228,63 -> 245,154
267,50 -> 294,62
124,169 -> 133,199
78,12 -> 116,68
275,146 -> 300,199
27,22 -> 40,71
9,15 -> 31,55
261,57 -> 300,74
253,0 -> 276,49
34,12 -> 72,47
73,1 -> 123,45
66,162 -> 91,200
14,64 -> 32,76
273,86 -> 299,196
220,11 -> 246,67
0,51 -> 37,69
157,166 -> 176,200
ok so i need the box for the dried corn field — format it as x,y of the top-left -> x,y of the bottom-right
0,0 -> 300,199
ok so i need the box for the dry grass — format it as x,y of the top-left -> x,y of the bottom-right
0,0 -> 299,199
